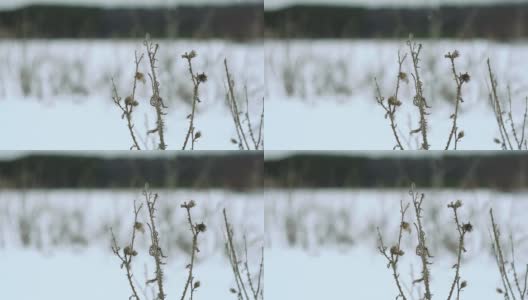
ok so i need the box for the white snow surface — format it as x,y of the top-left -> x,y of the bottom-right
0,188 -> 264,300
266,39 -> 528,150
0,40 -> 263,150
265,188 -> 528,299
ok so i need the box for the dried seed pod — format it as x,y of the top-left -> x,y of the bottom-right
462,222 -> 473,233
388,96 -> 402,106
459,72 -> 470,83
196,73 -> 208,83
134,222 -> 145,233
124,245 -> 137,256
135,72 -> 146,84
196,222 -> 207,233
390,245 -> 404,256
194,281 -> 201,289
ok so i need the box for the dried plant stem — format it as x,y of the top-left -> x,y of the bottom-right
223,209 -> 264,300
182,51 -> 206,150
375,51 -> 407,150
487,59 -> 513,150
377,199 -> 410,300
111,52 -> 144,150
225,59 -> 251,150
510,235 -> 528,299
446,200 -> 470,300
144,39 -> 167,150
520,98 -> 528,148
490,208 -> 526,300
506,86 -> 528,150
408,41 -> 430,150
143,187 -> 167,300
379,185 -> 472,300
111,201 -> 144,300
224,209 -> 251,300
180,200 -> 205,300
444,51 -> 469,150
244,87 -> 264,150
409,184 -> 432,300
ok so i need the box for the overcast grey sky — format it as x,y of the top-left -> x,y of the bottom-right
0,0 -> 260,9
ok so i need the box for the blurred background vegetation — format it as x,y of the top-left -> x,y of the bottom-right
265,3 -> 528,39
0,152 -> 263,189
265,152 -> 528,190
0,2 -> 263,39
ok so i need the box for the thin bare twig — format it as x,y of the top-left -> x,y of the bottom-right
111,52 -> 144,150
144,39 -> 167,150
182,50 -> 206,150
374,51 -> 407,150
111,200 -> 144,300
444,50 -> 469,150
180,200 -> 206,300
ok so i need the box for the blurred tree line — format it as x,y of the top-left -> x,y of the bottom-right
0,153 -> 262,189
265,153 -> 528,190
265,3 -> 528,39
0,4 -> 262,39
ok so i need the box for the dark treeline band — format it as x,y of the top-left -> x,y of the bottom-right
0,153 -> 263,189
265,153 -> 528,190
0,4 -> 263,39
265,3 -> 528,39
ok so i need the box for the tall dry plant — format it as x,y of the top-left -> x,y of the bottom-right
487,60 -> 528,150
110,184 -> 205,300
376,40 -> 470,150
144,39 -> 168,150
224,59 -> 264,150
181,51 -> 207,150
490,208 -> 528,299
377,183 -> 472,300
112,37 -> 209,151
223,208 -> 264,300
111,52 -> 144,150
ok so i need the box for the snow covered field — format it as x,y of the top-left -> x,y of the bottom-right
0,40 -> 263,150
266,39 -> 528,150
265,188 -> 528,299
0,188 -> 264,300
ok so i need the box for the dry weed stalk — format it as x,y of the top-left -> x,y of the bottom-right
111,200 -> 143,299
144,39 -> 168,150
223,209 -> 264,300
376,41 -> 471,150
407,41 -> 430,150
444,51 -> 470,150
375,51 -> 407,150
409,184 -> 433,299
224,59 -> 264,150
179,200 -> 206,300
111,52 -> 144,150
377,184 -> 472,300
487,60 -> 528,150
111,184 -> 205,300
376,199 -> 410,299
181,51 -> 206,150
143,186 -> 167,300
490,209 -> 528,300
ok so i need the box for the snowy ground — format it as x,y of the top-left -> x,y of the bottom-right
265,188 -> 528,299
0,40 -> 263,150
0,188 -> 264,300
266,39 -> 528,150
